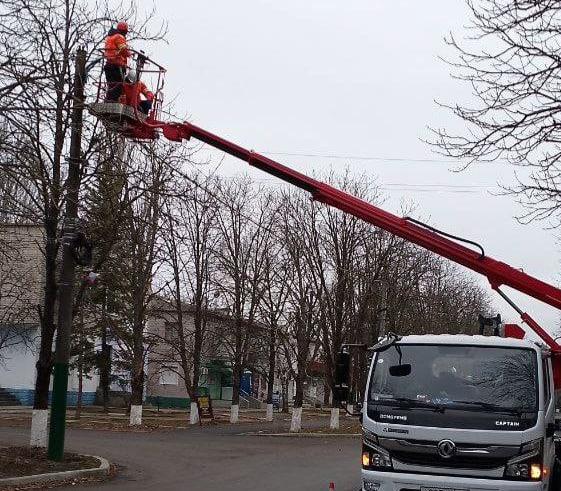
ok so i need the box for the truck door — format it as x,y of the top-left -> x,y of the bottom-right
543,356 -> 555,488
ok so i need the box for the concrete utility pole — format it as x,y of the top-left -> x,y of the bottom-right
47,47 -> 87,461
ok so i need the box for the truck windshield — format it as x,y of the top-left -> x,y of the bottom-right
369,344 -> 538,412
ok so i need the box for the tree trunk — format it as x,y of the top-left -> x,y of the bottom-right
323,377 -> 331,406
129,368 -> 144,426
266,325 -> 276,405
294,369 -> 305,408
192,305 -> 203,398
100,342 -> 110,413
330,407 -> 340,430
190,311 -> 203,425
30,220 -> 57,447
129,318 -> 144,426
100,293 -> 110,413
281,376 -> 289,413
75,361 -> 83,419
230,362 -> 242,423
290,367 -> 305,433
265,325 -> 276,421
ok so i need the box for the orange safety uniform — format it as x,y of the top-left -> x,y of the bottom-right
123,81 -> 154,107
104,32 -> 130,67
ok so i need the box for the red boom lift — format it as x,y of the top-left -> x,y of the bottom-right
90,56 -> 561,388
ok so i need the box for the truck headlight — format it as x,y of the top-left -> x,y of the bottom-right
362,442 -> 392,470
505,439 -> 543,481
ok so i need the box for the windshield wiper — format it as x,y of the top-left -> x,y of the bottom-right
450,400 -> 524,416
376,397 -> 445,413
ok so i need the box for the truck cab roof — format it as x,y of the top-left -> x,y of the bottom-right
394,334 -> 547,353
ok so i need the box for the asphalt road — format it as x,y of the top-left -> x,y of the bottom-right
0,423 -> 361,491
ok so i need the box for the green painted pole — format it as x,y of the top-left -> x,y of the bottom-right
47,47 -> 86,461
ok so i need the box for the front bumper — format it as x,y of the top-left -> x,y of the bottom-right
362,469 -> 545,491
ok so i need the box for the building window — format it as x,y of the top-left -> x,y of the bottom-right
164,322 -> 180,343
159,366 -> 179,385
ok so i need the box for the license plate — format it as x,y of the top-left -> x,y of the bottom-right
421,488 -> 468,491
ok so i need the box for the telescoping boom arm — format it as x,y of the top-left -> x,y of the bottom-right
158,120 -> 561,353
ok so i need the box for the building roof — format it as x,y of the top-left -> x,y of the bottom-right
149,295 -> 267,331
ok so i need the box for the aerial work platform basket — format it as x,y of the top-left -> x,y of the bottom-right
89,50 -> 166,140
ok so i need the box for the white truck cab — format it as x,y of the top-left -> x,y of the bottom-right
359,335 -> 559,491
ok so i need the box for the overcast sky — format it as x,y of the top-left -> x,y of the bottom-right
131,0 -> 561,336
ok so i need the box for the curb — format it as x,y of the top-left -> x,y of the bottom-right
0,455 -> 110,487
237,432 -> 361,438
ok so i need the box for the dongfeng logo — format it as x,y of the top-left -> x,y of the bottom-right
437,439 -> 456,459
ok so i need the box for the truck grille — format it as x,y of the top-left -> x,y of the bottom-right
391,450 -> 506,470
376,437 -> 518,471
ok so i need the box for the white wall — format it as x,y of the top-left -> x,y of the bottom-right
1,328 -> 100,394
67,368 -> 100,393
0,330 -> 39,389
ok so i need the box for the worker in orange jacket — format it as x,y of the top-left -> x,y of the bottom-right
103,21 -> 131,102
123,70 -> 155,115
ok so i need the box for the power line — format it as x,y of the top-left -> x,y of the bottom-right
262,151 -> 465,164
172,164 -> 287,244
380,188 -> 482,194
384,183 -> 490,189
213,176 -> 496,194
198,145 -> 506,165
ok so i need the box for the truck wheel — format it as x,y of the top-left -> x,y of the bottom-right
552,457 -> 561,491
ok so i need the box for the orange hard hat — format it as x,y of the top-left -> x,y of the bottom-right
117,21 -> 128,33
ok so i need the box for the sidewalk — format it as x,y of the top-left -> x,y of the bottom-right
0,405 -> 351,433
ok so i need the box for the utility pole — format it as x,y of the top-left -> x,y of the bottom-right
47,47 -> 87,461
377,281 -> 388,339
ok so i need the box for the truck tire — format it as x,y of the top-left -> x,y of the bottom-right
552,456 -> 561,491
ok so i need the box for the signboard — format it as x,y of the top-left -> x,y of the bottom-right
195,395 -> 214,424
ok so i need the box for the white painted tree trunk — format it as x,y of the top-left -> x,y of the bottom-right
30,409 -> 48,447
130,404 -> 142,426
346,403 -> 354,414
265,403 -> 274,422
290,406 -> 302,433
329,407 -> 340,430
230,404 -> 239,423
189,402 -> 199,425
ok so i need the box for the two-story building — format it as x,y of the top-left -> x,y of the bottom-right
145,297 -> 268,409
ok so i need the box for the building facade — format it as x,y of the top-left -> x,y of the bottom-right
145,298 -> 266,408
0,223 -> 99,405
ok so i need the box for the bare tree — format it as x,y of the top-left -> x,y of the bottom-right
0,0 -> 164,444
277,190 -> 324,432
431,0 -> 561,223
158,171 -> 219,424
312,174 -> 380,411
213,179 -> 275,423
123,144 -> 168,425
93,141 -> 181,425
258,238 -> 289,421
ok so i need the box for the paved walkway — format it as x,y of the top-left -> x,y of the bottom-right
0,422 -> 361,491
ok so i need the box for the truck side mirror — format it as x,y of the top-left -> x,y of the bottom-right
389,363 -> 412,377
333,352 -> 350,402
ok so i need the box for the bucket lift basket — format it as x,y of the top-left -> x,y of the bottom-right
89,50 -> 166,140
